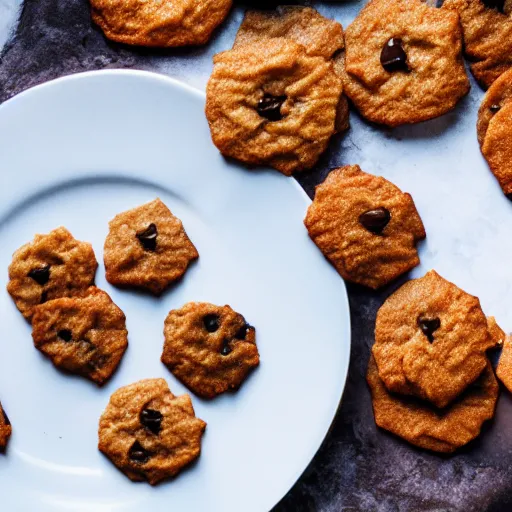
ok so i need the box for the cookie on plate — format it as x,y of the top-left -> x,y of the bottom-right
339,0 -> 470,126
7,227 -> 98,321
90,0 -> 232,47
162,302 -> 260,399
373,270 -> 497,408
367,355 -> 499,453
32,287 -> 128,385
99,378 -> 206,484
205,37 -> 342,176
104,198 -> 198,295
233,6 -> 349,133
497,334 -> 512,392
0,403 -> 11,452
478,70 -> 512,196
304,165 -> 425,289
443,0 -> 512,88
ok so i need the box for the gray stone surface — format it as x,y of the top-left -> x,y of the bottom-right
1,2 -> 512,511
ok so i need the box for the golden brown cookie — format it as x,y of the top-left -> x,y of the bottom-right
487,316 -> 506,346
90,0 -> 232,47
367,355 -> 498,453
104,199 -> 198,295
99,379 -> 206,484
234,6 -> 349,133
32,287 -> 128,385
161,302 -> 260,399
497,335 -> 512,392
339,0 -> 470,126
477,69 -> 512,146
7,227 -> 98,322
205,37 -> 342,176
304,165 -> 425,289
0,403 -> 12,452
373,270 -> 496,408
443,0 -> 512,88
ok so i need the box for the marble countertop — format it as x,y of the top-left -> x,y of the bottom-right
1,2 -> 512,511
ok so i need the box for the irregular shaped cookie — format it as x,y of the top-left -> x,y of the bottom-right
90,0 -> 232,47
7,227 -> 98,321
0,403 -> 12,452
99,379 -> 206,484
104,199 -> 198,295
373,270 -> 496,408
304,165 -> 425,289
477,69 -> 512,146
487,316 -> 506,346
339,0 -> 470,126
162,302 -> 260,398
497,335 -> 512,392
367,355 -> 498,453
443,0 -> 512,88
234,6 -> 349,133
481,99 -> 512,196
205,37 -> 342,176
32,287 -> 128,385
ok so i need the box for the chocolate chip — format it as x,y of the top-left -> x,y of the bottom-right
257,94 -> 287,122
220,339 -> 232,356
129,441 -> 151,464
140,408 -> 163,435
359,207 -> 391,234
57,329 -> 72,342
203,314 -> 219,333
40,290 -> 48,304
417,316 -> 441,343
482,0 -> 505,12
235,323 -> 251,340
28,264 -> 50,285
380,38 -> 409,72
136,223 -> 158,251
1,408 -> 10,426
490,104 -> 501,113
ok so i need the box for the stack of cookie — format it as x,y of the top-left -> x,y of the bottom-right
368,270 -> 502,453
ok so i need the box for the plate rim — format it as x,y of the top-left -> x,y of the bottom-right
0,68 -> 352,511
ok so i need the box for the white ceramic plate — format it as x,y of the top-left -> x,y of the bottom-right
0,70 -> 350,512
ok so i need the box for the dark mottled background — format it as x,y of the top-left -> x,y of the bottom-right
1,1 -> 511,511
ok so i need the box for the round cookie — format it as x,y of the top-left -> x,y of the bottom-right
98,379 -> 206,484
32,287 -> 128,385
477,68 -> 512,146
161,302 -> 260,399
339,0 -> 470,126
7,227 -> 98,322
367,355 -> 499,453
443,0 -> 512,89
90,0 -> 232,47
233,6 -> 349,133
205,37 -> 342,176
104,198 -> 198,295
304,165 -> 425,289
0,402 -> 12,452
373,270 -> 496,408
497,335 -> 512,392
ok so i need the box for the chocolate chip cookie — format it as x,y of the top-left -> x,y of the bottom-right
99,378 -> 206,484
0,403 -> 11,452
367,355 -> 499,453
497,334 -> 512,392
104,199 -> 198,295
32,287 -> 128,385
90,0 -> 232,47
477,70 -> 512,196
161,302 -> 260,399
205,37 -> 342,176
443,0 -> 512,88
7,227 -> 98,321
233,6 -> 349,133
304,165 -> 425,289
373,270 -> 497,408
339,0 -> 470,126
